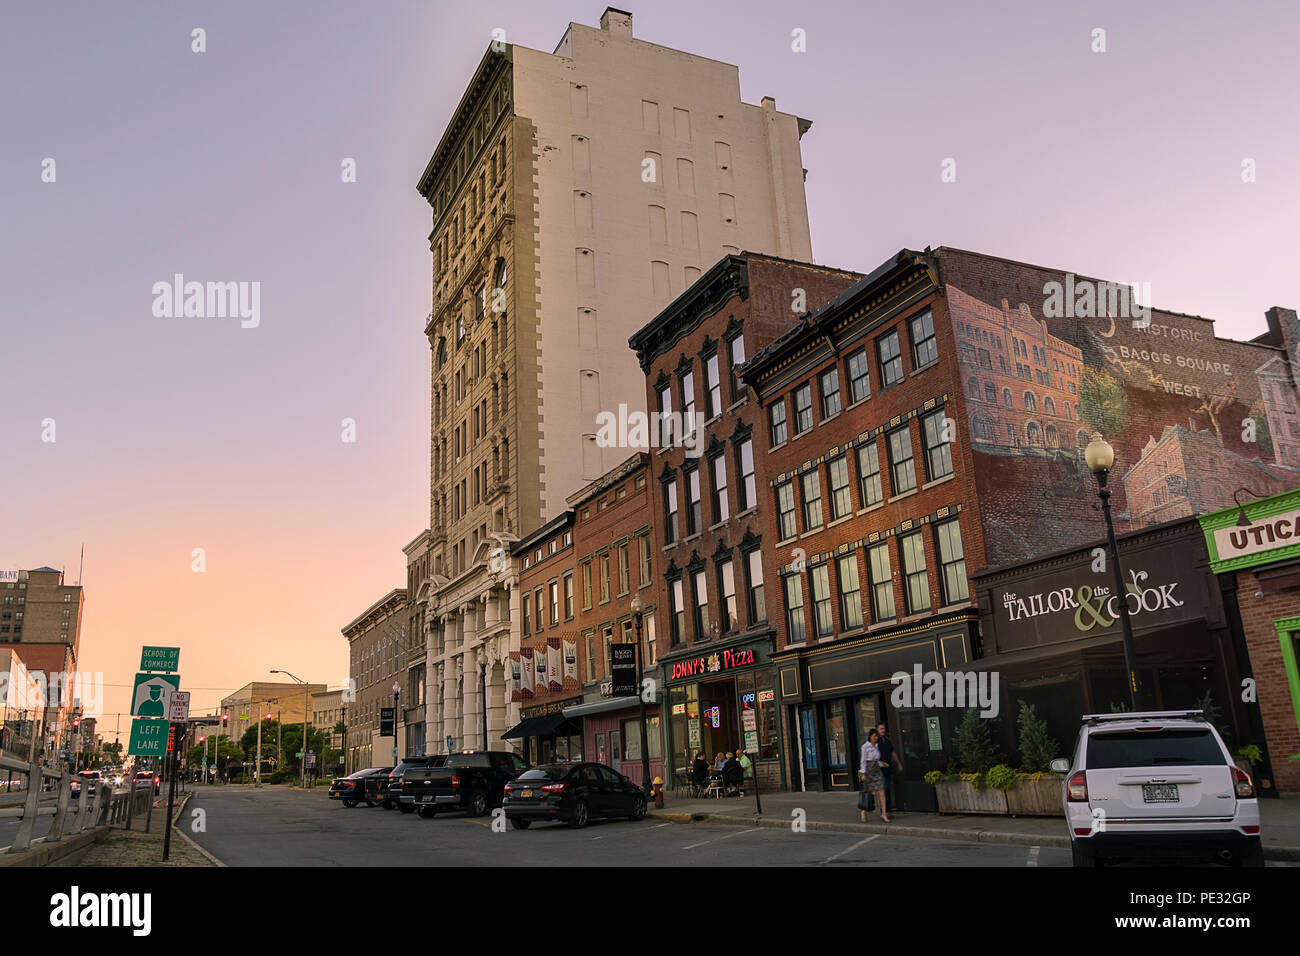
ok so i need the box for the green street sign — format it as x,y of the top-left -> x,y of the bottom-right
132,673 -> 181,717
141,646 -> 181,672
128,718 -> 170,756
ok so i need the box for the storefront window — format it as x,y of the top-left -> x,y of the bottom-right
622,716 -> 662,760
824,700 -> 848,771
754,670 -> 778,759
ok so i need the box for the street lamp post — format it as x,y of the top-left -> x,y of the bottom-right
271,670 -> 312,788
392,682 -> 401,763
477,653 -> 488,751
1085,432 -> 1144,711
629,595 -> 652,798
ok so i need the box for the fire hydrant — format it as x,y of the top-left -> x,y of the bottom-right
652,776 -> 664,809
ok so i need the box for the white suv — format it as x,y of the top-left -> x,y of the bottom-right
1051,710 -> 1263,867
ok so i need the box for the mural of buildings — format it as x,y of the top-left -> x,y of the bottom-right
1256,355 -> 1300,468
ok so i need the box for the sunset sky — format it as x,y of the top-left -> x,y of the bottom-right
2,1 -> 1297,735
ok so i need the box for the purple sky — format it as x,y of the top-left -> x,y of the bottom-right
1,1 -> 1297,731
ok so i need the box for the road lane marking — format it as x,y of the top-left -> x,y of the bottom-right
1027,846 -> 1040,867
650,822 -> 672,829
682,827 -> 760,850
819,834 -> 879,864
459,818 -> 491,829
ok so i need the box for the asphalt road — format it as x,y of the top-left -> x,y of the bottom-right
184,786 -> 1073,867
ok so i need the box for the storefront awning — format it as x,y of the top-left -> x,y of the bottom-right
501,713 -> 581,740
562,696 -> 641,719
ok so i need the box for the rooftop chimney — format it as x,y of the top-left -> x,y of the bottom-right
600,8 -> 633,38
761,96 -> 776,112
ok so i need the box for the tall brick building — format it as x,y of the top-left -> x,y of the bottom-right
630,253 -> 862,791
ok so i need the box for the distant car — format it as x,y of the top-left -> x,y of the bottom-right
502,762 -> 648,829
134,770 -> 161,794
328,768 -> 392,808
1052,710 -> 1263,867
384,757 -> 443,812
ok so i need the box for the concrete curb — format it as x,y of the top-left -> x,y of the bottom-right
649,809 -> 1300,858
0,828 -> 108,867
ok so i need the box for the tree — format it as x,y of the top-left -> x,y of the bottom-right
1016,702 -> 1059,772
1078,366 -> 1129,438
955,708 -> 996,773
1247,401 -> 1274,456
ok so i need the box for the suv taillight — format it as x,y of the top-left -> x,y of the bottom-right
451,774 -> 460,789
1232,766 -> 1255,799
503,784 -> 514,794
1067,771 -> 1088,802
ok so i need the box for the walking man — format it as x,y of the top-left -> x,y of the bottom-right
876,723 -> 903,813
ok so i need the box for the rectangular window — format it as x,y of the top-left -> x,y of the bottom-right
901,531 -> 930,614
838,554 -> 863,630
911,310 -> 938,368
705,353 -> 721,419
769,400 -> 787,446
694,570 -> 710,641
522,593 -> 531,636
618,543 -> 630,594
582,561 -> 593,609
811,564 -> 833,639
747,550 -> 766,623
887,426 -> 917,494
600,552 -> 611,603
776,481 -> 797,540
535,587 -> 544,630
738,438 -> 755,510
685,467 -> 702,534
665,479 -> 679,543
671,579 -> 686,646
799,470 -> 824,531
564,572 -> 574,619
857,442 -> 882,507
719,559 -> 737,632
729,334 -> 746,397
784,575 -> 806,644
878,330 -> 903,387
847,348 -> 870,403
586,633 -> 596,681
922,409 -> 954,480
868,542 -> 895,622
639,536 -> 652,586
936,519 -> 970,605
658,385 -> 674,447
794,384 -> 813,434
712,454 -> 729,522
549,581 -> 559,625
681,370 -> 696,434
820,369 -> 841,418
827,455 -> 851,520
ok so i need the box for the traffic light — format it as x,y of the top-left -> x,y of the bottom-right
198,735 -> 206,744
266,711 -> 273,720
73,718 -> 81,730
221,713 -> 229,727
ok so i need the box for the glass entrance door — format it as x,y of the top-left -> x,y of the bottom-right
798,706 -> 820,791
824,700 -> 851,789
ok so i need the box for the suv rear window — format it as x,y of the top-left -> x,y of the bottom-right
1087,729 -> 1225,769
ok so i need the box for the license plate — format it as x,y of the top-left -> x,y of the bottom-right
1142,784 -> 1179,803
421,795 -> 432,803
521,790 -> 533,798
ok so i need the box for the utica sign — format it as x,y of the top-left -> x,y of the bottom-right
1213,507 -> 1300,562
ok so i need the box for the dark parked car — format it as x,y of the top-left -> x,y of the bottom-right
502,762 -> 648,829
383,756 -> 444,811
403,750 -> 528,818
328,767 -> 393,807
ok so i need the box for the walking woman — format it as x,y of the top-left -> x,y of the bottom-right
859,729 -> 890,824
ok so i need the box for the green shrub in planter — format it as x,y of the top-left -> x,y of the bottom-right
986,764 -> 1019,790
1016,702 -> 1059,773
955,708 -> 996,773
1237,744 -> 1262,764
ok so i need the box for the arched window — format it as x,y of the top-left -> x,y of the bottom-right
1045,424 -> 1058,447
437,337 -> 448,369
1003,388 -> 1012,408
968,377 -> 980,400
1077,430 -> 1091,448
1044,396 -> 1056,416
1024,391 -> 1037,412
984,382 -> 997,404
1065,402 -> 1073,420
1026,421 -> 1041,445
495,257 -> 508,295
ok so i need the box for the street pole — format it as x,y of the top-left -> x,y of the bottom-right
479,663 -> 487,751
255,706 -> 263,787
341,705 -> 347,775
393,685 -> 400,763
302,681 -> 309,789
633,613 -> 651,797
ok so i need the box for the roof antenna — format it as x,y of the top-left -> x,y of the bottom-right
78,543 -> 85,585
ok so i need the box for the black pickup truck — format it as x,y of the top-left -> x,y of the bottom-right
384,755 -> 446,811
401,750 -> 529,818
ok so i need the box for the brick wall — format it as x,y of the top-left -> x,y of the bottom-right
1234,570 -> 1300,793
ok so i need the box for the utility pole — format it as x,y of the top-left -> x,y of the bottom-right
255,705 -> 263,787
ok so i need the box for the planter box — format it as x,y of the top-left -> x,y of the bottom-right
934,780 -> 1009,815
1004,776 -> 1065,816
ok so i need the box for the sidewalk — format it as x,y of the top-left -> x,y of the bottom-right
648,789 -> 1300,860
50,792 -> 219,868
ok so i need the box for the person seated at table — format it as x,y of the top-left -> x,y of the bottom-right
691,752 -> 710,794
721,753 -> 744,795
714,751 -> 726,770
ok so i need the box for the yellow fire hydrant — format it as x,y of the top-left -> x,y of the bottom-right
652,776 -> 664,809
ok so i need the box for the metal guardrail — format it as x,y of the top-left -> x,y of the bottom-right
0,753 -> 154,853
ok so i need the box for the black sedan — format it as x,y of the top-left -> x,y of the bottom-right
501,762 -> 648,829
328,767 -> 392,807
